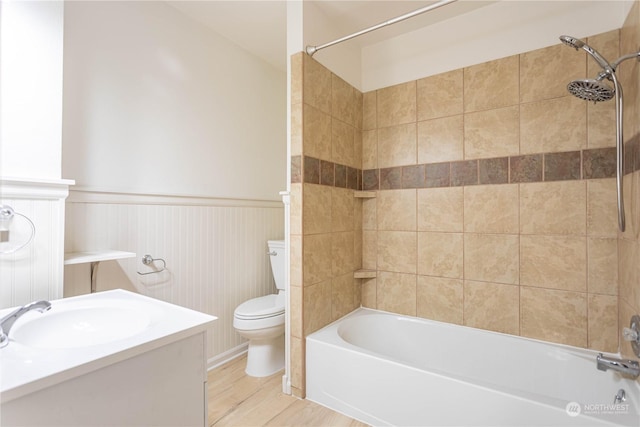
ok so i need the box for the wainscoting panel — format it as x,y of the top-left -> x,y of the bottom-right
64,190 -> 284,366
0,179 -> 72,309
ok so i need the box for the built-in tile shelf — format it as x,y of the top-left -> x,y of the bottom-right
354,269 -> 376,279
354,191 -> 376,199
64,251 -> 136,293
64,250 -> 136,265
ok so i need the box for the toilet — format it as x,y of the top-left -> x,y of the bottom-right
233,240 -> 285,377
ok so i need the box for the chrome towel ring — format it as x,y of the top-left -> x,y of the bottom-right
0,205 -> 35,254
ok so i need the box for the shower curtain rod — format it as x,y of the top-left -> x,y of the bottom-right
306,0 -> 459,56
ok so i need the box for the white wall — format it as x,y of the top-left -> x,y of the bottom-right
62,1 -> 286,365
62,1 -> 286,201
302,1 -> 362,90
0,1 -> 64,180
0,2 -> 70,308
361,0 -> 634,91
0,179 -> 70,308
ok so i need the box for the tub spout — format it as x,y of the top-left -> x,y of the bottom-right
596,353 -> 640,378
0,300 -> 51,348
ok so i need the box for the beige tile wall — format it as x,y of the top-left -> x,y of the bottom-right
290,54 -> 363,397
291,6 -> 640,396
619,0 -> 640,366
361,30 -> 622,353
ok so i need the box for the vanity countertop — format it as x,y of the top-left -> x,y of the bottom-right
0,289 -> 216,403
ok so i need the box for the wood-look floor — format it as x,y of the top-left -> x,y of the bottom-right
208,354 -> 369,427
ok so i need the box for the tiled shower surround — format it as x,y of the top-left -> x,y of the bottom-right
290,53 -> 364,397
291,13 -> 640,396
358,28 -> 622,353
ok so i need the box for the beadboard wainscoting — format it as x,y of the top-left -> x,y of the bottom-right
0,178 -> 73,308
64,190 -> 284,368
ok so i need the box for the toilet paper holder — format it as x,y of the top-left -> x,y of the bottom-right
137,254 -> 167,275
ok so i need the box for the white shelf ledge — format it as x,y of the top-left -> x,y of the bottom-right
354,191 -> 376,199
354,269 -> 377,279
64,251 -> 137,294
64,250 -> 136,265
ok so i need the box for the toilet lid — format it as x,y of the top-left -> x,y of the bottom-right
235,294 -> 284,319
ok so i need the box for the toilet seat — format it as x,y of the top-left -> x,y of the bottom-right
235,294 -> 284,319
234,294 -> 284,320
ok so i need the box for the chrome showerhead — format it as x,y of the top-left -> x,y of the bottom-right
559,35 -> 585,49
567,79 -> 615,103
560,35 -> 617,102
559,35 -> 612,71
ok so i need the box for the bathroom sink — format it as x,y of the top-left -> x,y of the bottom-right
1,289 -> 217,405
10,302 -> 151,349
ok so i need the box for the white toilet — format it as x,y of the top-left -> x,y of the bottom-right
233,240 -> 285,377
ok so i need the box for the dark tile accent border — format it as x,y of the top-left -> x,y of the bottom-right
320,160 -> 334,186
625,134 -> 640,175
583,147 -> 616,179
402,165 -> 426,189
425,163 -> 450,188
295,147 -> 618,190
347,167 -> 359,190
291,155 -> 301,183
635,136 -> 640,173
380,167 -> 402,190
545,151 -> 581,181
334,164 -> 347,188
299,156 -> 362,189
624,141 -> 633,175
303,156 -> 319,184
451,160 -> 478,186
479,157 -> 509,185
363,169 -> 379,190
510,154 -> 542,183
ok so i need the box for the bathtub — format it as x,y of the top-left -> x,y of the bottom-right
306,308 -> 640,427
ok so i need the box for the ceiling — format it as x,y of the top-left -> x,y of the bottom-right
167,1 -> 496,71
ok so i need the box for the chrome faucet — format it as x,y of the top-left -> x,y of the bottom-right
597,353 -> 640,378
0,300 -> 51,348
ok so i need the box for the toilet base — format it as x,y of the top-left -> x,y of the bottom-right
245,333 -> 285,377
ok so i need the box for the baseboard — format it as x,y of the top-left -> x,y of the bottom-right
207,343 -> 248,371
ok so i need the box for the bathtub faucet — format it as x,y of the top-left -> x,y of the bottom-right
0,300 -> 51,348
596,353 -> 640,378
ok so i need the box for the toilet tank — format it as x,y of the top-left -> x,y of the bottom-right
267,240 -> 285,291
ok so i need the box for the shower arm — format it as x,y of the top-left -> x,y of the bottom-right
611,51 -> 640,71
306,0 -> 458,56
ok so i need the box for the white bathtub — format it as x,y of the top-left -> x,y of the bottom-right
306,308 -> 640,427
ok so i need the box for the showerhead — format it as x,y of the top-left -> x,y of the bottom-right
559,35 -> 612,71
559,35 -> 585,50
567,79 -> 615,103
560,34 -> 616,102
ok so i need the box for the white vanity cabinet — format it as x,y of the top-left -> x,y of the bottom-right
0,290 -> 216,427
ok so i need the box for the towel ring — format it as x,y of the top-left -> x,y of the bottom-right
137,254 -> 167,275
0,205 -> 36,254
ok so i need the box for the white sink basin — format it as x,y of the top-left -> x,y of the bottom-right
0,290 -> 217,405
11,302 -> 151,349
